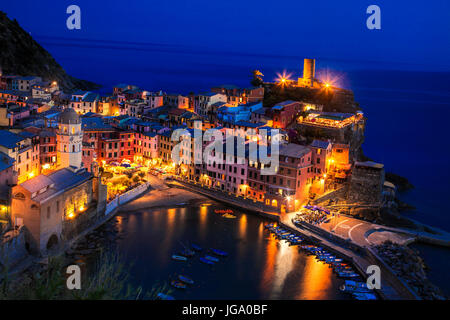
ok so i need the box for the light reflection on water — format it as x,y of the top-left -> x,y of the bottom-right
107,202 -> 348,299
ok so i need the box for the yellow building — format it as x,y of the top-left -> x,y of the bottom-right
0,130 -> 40,184
11,167 -> 94,253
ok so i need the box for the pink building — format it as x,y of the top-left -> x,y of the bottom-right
134,132 -> 158,163
271,100 -> 302,129
248,143 -> 313,213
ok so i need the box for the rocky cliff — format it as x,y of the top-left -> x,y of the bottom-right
0,11 -> 99,91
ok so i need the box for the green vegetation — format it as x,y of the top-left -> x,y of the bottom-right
263,84 -> 333,109
0,251 -> 172,300
250,70 -> 264,87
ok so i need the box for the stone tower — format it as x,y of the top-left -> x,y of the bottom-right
57,108 -> 83,169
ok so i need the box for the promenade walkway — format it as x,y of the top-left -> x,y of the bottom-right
281,213 -> 418,300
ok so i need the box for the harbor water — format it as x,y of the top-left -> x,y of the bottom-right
100,200 -> 349,299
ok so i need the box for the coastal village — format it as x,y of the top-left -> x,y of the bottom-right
0,58 -> 448,300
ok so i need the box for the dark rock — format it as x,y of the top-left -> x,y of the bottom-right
0,11 -> 100,91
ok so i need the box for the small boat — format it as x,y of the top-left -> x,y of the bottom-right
205,255 -> 219,262
191,243 -> 203,251
200,257 -> 215,265
352,292 -> 377,300
337,271 -> 360,279
178,275 -> 194,285
340,280 -> 372,293
222,213 -> 236,219
172,255 -> 187,261
171,280 -> 187,289
180,249 -> 195,257
156,293 -> 175,300
211,249 -> 228,256
215,209 -> 233,214
334,266 -> 353,273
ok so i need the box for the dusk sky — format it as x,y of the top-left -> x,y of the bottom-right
1,0 -> 449,71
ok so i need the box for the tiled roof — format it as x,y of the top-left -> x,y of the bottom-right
20,168 -> 92,203
81,117 -> 113,131
21,175 -> 54,194
0,130 -> 25,149
311,139 -> 331,149
279,143 -> 311,158
82,92 -> 100,102
18,131 -> 37,139
39,130 -> 56,138
234,121 -> 265,128
275,100 -> 298,106
0,152 -> 15,171
252,107 -> 266,115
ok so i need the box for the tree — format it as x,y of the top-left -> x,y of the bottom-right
250,70 -> 264,87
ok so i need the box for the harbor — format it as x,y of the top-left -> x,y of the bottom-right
84,197 -> 350,300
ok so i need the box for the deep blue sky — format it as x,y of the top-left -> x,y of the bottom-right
1,0 -> 449,71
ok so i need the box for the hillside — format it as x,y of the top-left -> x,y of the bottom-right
0,11 -> 99,91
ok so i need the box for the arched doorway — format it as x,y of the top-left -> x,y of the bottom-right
46,234 -> 59,250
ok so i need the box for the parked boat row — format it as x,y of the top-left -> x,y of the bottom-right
200,248 -> 228,265
167,241 -> 229,296
300,245 -> 362,279
265,223 -> 378,301
264,223 -> 304,246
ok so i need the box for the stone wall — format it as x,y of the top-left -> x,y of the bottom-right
312,186 -> 348,205
348,164 -> 384,204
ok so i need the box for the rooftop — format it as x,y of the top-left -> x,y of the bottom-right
82,92 -> 100,103
20,168 -> 92,203
59,108 -> 80,124
0,152 -> 15,171
279,143 -> 311,158
311,139 -> 331,149
0,130 -> 25,149
81,117 -> 113,131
